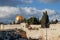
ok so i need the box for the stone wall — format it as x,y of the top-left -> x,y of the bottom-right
26,24 -> 60,40
0,23 -> 60,40
0,23 -> 26,30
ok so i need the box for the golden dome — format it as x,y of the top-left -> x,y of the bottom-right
16,15 -> 23,21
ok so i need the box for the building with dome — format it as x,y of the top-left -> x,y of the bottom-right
15,15 -> 24,24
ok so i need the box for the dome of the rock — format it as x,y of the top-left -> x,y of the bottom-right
16,15 -> 23,21
15,15 -> 24,24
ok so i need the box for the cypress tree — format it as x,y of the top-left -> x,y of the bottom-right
41,11 -> 49,28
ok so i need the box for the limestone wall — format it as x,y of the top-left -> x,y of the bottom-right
0,23 -> 26,30
0,23 -> 60,40
25,24 -> 60,40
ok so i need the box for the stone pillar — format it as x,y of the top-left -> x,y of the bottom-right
0,24 -> 4,30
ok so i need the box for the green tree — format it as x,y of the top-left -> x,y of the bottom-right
26,16 -> 39,25
55,19 -> 58,24
23,18 -> 27,23
50,19 -> 58,24
41,11 -> 49,28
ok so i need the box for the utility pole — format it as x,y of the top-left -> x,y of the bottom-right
46,28 -> 47,40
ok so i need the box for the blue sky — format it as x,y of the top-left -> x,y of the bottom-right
0,0 -> 60,23
18,0 -> 60,12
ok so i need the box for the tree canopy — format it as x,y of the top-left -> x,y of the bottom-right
26,16 -> 40,25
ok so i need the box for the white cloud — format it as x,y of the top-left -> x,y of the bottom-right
21,7 -> 41,15
50,14 -> 60,21
21,0 -> 33,4
39,0 -> 60,3
21,7 -> 56,15
40,9 -> 56,15
0,6 -> 59,23
0,6 -> 20,18
0,7 -> 56,18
